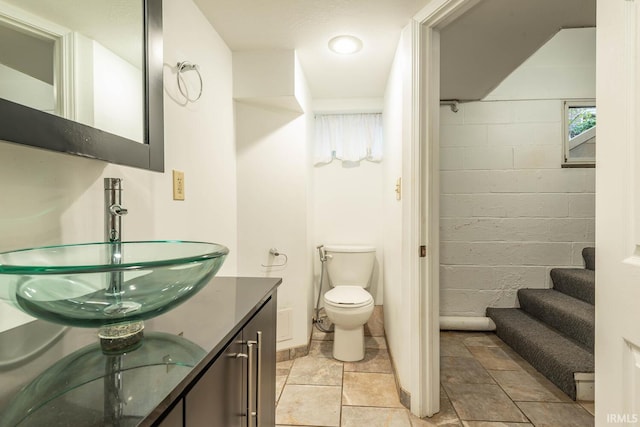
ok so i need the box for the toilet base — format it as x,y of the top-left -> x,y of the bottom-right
332,324 -> 365,362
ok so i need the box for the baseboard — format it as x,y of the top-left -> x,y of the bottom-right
276,344 -> 309,362
398,386 -> 411,410
574,372 -> 594,401
276,321 -> 320,362
385,334 -> 411,410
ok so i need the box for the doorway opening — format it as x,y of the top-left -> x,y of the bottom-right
410,0 -> 596,419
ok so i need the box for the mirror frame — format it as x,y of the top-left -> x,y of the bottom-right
0,0 -> 164,172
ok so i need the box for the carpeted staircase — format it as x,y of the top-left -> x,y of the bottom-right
487,247 -> 595,401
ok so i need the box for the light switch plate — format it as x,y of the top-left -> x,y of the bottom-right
173,170 -> 185,200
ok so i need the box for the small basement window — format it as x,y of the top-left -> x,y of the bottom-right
562,100 -> 596,167
314,113 -> 383,166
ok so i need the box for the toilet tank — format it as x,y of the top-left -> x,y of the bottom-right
324,245 -> 376,288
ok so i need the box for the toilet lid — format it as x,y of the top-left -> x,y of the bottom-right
324,286 -> 373,308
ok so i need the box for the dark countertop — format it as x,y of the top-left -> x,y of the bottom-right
0,276 -> 281,426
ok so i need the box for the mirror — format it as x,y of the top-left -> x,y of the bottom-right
0,0 -> 164,172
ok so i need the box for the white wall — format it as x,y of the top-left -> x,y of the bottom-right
235,54 -> 313,351
233,50 -> 303,112
73,36 -> 144,142
233,50 -> 295,99
311,95 -> 386,305
0,0 -> 238,331
302,58 -> 316,340
313,160 -> 384,303
382,24 -> 412,396
313,98 -> 383,114
485,28 -> 596,101
439,28 -> 596,317
0,63 -> 54,113
92,41 -> 143,142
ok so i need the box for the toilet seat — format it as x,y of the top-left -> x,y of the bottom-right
324,286 -> 373,308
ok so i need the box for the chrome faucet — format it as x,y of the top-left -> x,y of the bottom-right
104,178 -> 128,243
104,178 -> 128,296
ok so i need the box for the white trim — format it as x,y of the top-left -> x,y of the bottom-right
59,32 -> 76,120
409,18 -> 425,416
413,0 -> 480,27
574,372 -> 595,401
0,1 -> 68,35
409,0 -> 481,418
625,0 -> 639,256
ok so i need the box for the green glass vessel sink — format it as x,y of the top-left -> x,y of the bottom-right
0,241 -> 228,331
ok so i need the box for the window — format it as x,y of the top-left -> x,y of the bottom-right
314,113 -> 383,165
563,100 -> 596,167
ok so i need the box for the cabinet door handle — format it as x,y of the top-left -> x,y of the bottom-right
246,332 -> 263,427
256,331 -> 262,427
247,340 -> 257,427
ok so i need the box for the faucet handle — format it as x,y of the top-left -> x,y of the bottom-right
110,204 -> 128,216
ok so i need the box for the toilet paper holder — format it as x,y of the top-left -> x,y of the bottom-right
261,248 -> 288,268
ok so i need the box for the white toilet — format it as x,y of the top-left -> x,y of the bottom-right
322,245 -> 375,362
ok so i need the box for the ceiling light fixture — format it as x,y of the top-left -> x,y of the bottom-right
328,35 -> 363,55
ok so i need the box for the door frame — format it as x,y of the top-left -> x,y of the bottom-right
594,0 -> 640,422
409,0 -> 480,417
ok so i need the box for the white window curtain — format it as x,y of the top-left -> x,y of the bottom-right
314,113 -> 383,165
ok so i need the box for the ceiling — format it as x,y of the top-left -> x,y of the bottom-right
440,0 -> 596,101
196,0 -> 595,102
194,0 -> 432,100
2,0 -> 596,102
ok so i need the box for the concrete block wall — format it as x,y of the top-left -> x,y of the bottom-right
439,100 -> 595,317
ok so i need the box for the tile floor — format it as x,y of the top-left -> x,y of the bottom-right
275,310 -> 595,426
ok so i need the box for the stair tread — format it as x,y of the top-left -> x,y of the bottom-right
550,268 -> 595,305
518,289 -> 594,323
487,307 -> 593,400
582,247 -> 595,271
518,289 -> 594,350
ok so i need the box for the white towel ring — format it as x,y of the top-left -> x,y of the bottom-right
177,61 -> 203,102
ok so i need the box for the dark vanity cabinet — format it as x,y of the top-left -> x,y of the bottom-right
161,295 -> 277,427
184,330 -> 244,426
159,401 -> 184,427
0,278 -> 280,427
241,296 -> 277,427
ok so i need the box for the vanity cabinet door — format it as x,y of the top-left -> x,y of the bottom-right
158,400 -> 184,427
243,296 -> 277,427
184,331 -> 244,427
